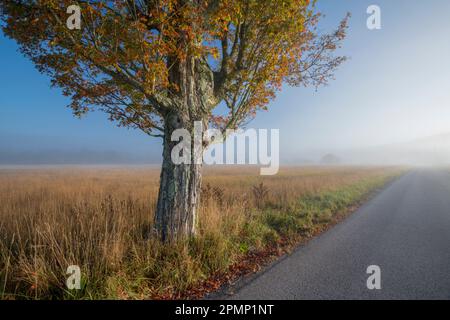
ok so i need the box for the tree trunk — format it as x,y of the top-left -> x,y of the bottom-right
154,47 -> 213,241
154,113 -> 202,242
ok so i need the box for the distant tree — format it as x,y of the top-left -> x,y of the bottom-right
0,0 -> 349,241
320,153 -> 341,165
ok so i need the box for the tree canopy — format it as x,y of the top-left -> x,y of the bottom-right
1,0 -> 349,137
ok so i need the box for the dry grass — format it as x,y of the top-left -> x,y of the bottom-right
0,165 -> 402,299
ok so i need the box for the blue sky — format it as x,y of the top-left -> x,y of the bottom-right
1,0 -> 450,163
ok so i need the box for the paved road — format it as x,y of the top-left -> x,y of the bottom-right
225,169 -> 450,299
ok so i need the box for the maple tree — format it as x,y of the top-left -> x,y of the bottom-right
0,0 -> 349,241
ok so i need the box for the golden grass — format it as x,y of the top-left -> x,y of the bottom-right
0,165 -> 402,299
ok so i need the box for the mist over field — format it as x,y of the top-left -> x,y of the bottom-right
2,132 -> 450,166
287,133 -> 450,166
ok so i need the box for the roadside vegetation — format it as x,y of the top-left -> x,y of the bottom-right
0,166 -> 402,299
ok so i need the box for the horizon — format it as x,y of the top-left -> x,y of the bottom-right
1,131 -> 449,166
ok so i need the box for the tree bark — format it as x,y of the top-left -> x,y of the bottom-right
154,48 -> 213,241
154,113 -> 202,242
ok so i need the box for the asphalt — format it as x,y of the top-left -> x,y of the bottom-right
223,169 -> 450,299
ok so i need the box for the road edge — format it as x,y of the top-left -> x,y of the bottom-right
203,171 -> 407,300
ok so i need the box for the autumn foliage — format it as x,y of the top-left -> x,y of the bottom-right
1,0 -> 349,132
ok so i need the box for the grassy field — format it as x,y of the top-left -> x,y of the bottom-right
0,166 -> 402,299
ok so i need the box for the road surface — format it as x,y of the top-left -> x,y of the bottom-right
224,169 -> 450,299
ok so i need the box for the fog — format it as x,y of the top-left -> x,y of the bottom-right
2,132 -> 450,166
292,133 -> 450,166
